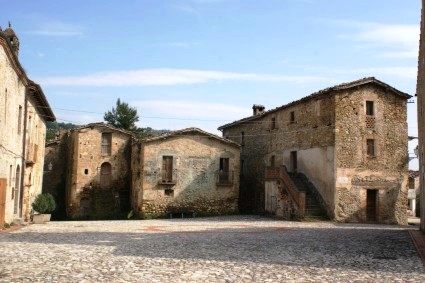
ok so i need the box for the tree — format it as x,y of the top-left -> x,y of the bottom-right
104,98 -> 139,131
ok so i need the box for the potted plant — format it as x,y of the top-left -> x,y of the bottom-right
32,193 -> 56,223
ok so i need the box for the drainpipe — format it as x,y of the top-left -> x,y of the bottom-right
19,92 -> 28,219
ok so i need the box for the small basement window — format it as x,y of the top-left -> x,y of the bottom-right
164,189 -> 174,197
84,169 -> 89,175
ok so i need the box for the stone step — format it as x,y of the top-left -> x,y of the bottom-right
12,218 -> 28,226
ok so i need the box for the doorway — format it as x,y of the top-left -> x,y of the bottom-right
290,151 -> 297,172
366,189 -> 377,222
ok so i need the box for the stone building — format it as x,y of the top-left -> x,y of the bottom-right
131,128 -> 240,217
0,23 -> 55,226
407,170 -> 419,217
62,123 -> 134,218
42,130 -> 70,219
219,77 -> 410,224
416,0 -> 425,232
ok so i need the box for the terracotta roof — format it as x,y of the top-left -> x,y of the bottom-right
218,77 -> 412,130
139,127 -> 240,147
27,80 -> 55,122
71,122 -> 135,136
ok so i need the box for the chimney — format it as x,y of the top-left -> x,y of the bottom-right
252,104 -> 265,116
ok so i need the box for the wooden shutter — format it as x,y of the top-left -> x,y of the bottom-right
162,156 -> 173,182
0,179 -> 7,228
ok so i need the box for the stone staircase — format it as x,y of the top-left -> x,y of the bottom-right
289,173 -> 328,219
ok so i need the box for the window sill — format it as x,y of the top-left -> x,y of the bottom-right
158,181 -> 176,185
216,182 -> 233,187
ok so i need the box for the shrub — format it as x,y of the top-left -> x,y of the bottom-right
32,193 -> 56,214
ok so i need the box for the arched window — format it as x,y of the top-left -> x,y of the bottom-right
14,165 -> 20,214
100,162 -> 112,188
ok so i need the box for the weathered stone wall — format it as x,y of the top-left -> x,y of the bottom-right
66,126 -> 132,218
221,97 -> 335,213
42,131 -> 69,219
265,181 -> 299,219
21,96 -> 48,220
0,42 -> 25,223
334,87 -> 408,224
132,134 -> 240,217
416,0 -> 425,232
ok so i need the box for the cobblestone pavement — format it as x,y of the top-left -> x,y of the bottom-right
1,215 -> 425,282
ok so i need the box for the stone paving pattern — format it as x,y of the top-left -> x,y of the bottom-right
0,215 -> 424,282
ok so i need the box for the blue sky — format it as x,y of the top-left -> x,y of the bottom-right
1,0 -> 421,168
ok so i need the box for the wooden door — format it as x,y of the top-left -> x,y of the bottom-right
366,190 -> 377,222
0,179 -> 6,228
100,162 -> 112,188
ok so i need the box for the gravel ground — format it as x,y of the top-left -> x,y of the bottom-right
0,215 -> 424,282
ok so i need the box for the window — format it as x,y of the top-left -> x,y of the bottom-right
270,155 -> 276,167
101,133 -> 112,155
241,160 -> 244,176
366,101 -> 374,116
14,165 -> 20,214
367,139 -> 375,157
164,189 -> 174,197
9,165 -> 12,188
271,117 -> 276,129
18,106 -> 22,134
241,131 -> 245,146
219,158 -> 230,184
162,156 -> 173,183
84,169 -> 89,175
100,162 -> 112,188
290,111 -> 295,124
4,89 -> 7,122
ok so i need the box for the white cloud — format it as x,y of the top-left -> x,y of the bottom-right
54,112 -> 101,125
299,65 -> 417,80
340,22 -> 419,59
135,100 -> 250,121
37,68 -> 330,86
29,21 -> 84,37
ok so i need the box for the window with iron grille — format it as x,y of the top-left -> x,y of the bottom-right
101,133 -> 112,155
